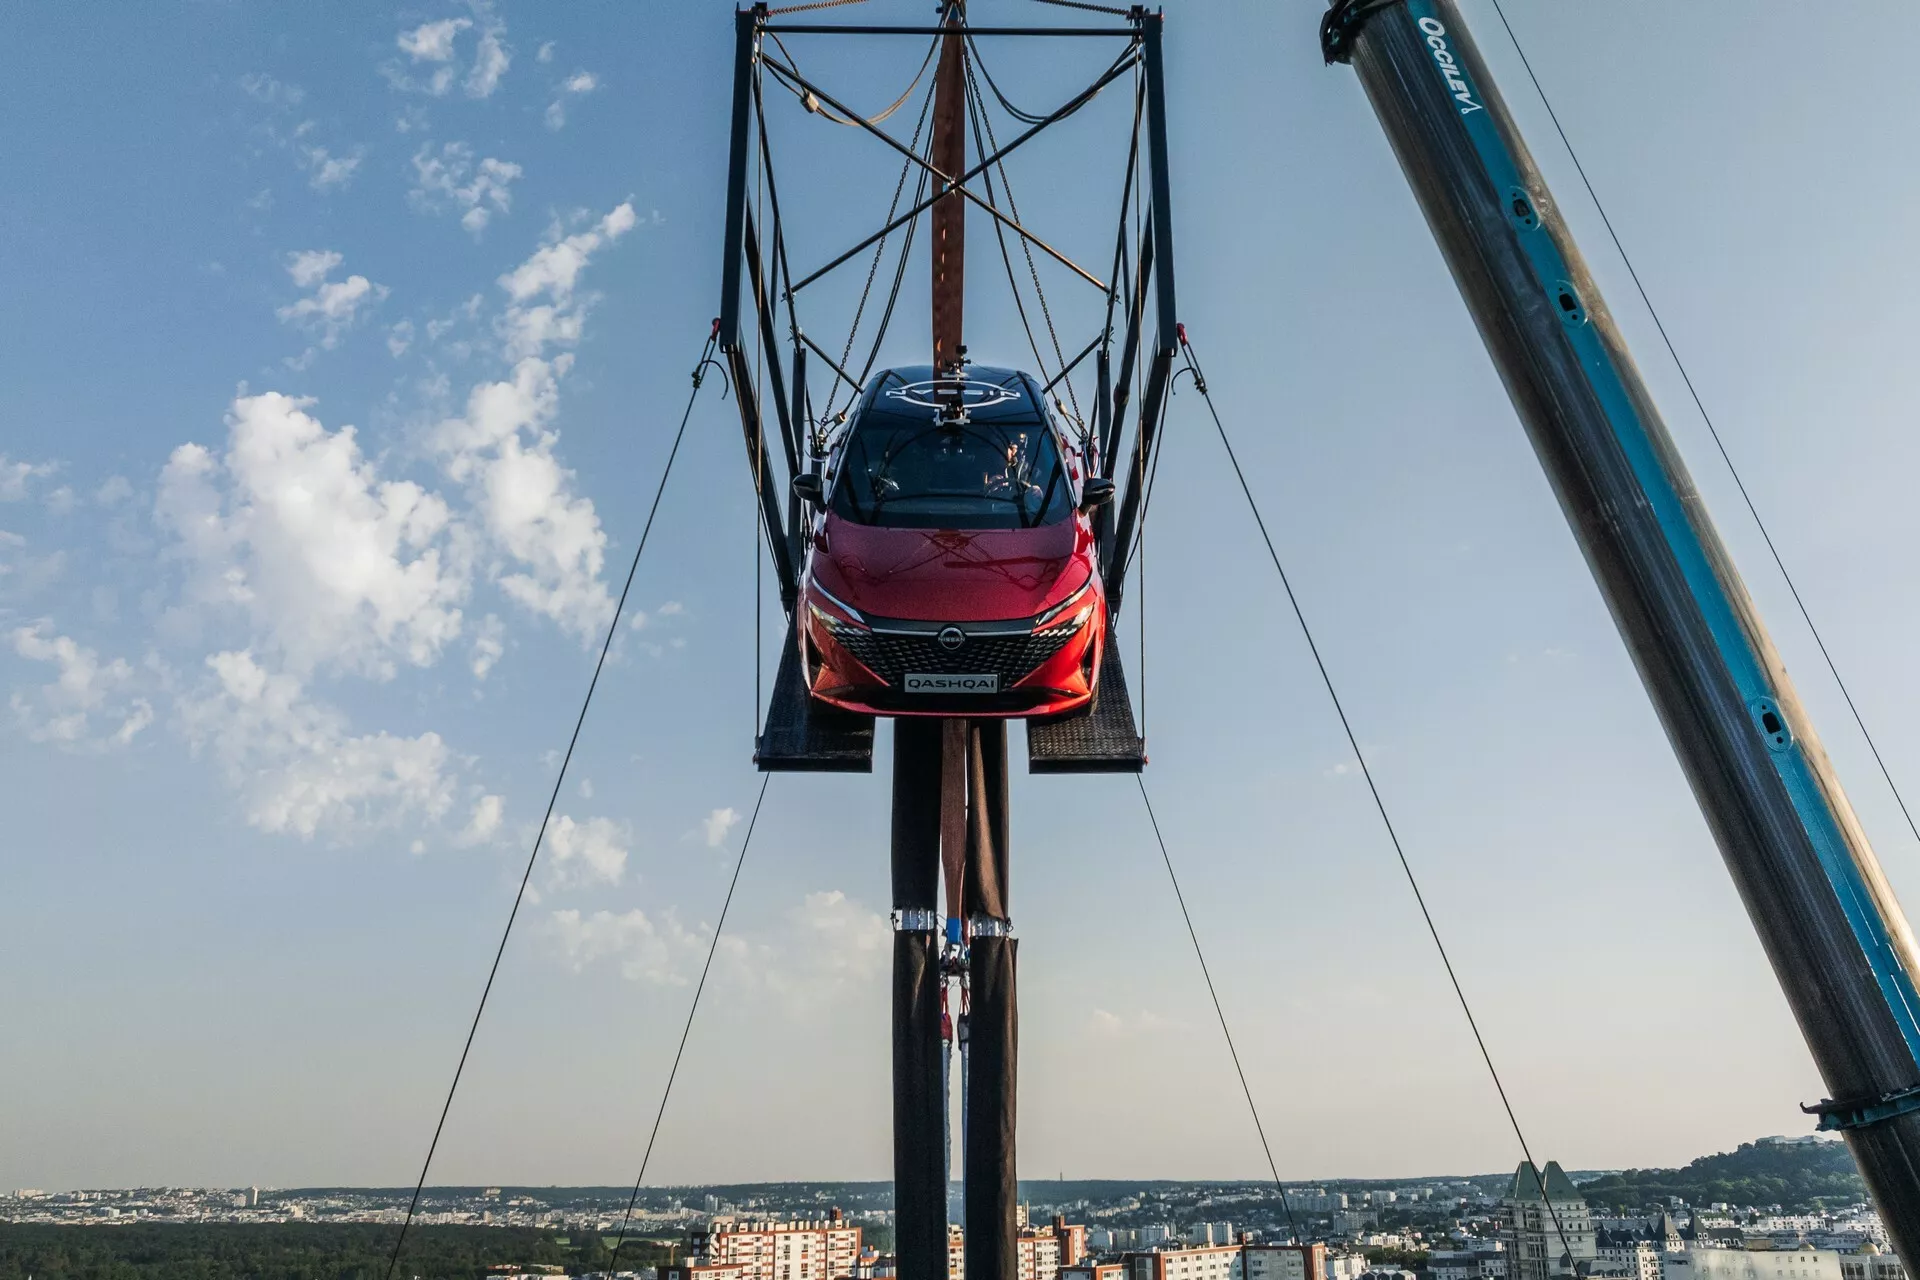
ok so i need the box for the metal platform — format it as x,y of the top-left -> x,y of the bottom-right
1026,628 -> 1145,773
755,622 -> 875,772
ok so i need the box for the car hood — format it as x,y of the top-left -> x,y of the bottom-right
813,516 -> 1088,623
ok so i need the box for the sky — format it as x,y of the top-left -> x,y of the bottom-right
7,0 -> 1920,1193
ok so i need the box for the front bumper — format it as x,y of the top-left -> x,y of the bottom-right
801,600 -> 1102,719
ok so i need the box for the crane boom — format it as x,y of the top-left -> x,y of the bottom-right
1325,0 -> 1920,1248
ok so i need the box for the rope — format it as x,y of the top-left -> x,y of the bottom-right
822,59 -> 938,427
1485,0 -> 1920,861
767,0 -> 870,15
1178,328 -> 1583,1270
1137,777 -> 1301,1242
603,774 -> 773,1275
963,47 -> 1082,426
963,62 -> 1059,395
966,32 -> 1050,125
851,121 -> 934,396
382,329 -> 719,1280
1030,0 -> 1133,16
767,29 -> 937,128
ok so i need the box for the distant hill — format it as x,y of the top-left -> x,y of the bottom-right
1573,1139 -> 1865,1213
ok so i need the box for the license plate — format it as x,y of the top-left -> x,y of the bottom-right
904,673 -> 1000,694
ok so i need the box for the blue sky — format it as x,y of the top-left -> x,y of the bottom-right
7,0 -> 1920,1192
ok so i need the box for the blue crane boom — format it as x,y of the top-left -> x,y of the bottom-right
1324,0 -> 1920,1248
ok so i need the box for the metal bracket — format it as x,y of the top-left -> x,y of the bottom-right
968,914 -> 1015,938
893,908 -> 941,933
1803,1083 -> 1920,1132
1320,0 -> 1401,65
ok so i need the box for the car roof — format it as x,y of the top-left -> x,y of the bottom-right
859,365 -> 1045,423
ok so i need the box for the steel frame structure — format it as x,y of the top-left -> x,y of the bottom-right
715,4 -> 1177,633
715,8 -> 1177,1279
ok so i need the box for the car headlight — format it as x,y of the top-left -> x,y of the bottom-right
809,578 -> 869,631
1033,575 -> 1095,630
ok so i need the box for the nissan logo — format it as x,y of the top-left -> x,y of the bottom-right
937,626 -> 967,651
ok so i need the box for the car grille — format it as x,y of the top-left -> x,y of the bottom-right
826,619 -> 1080,687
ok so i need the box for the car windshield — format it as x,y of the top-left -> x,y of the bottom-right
830,405 -> 1075,530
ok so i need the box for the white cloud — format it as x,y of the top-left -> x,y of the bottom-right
95,475 -> 133,506
239,73 -> 305,108
702,806 -> 740,849
466,25 -> 510,98
494,203 -> 636,362
779,890 -> 889,986
0,456 -> 58,502
546,813 -> 629,888
7,621 -> 152,748
387,319 -> 416,358
276,251 -> 388,350
155,392 -> 468,679
499,203 -> 636,306
544,70 -> 599,131
302,145 -> 363,192
433,359 -> 610,636
410,142 -> 523,237
457,792 -> 505,845
398,17 -> 470,63
536,41 -> 555,64
415,205 -> 639,637
550,888 -> 890,1008
469,612 -> 504,678
386,6 -> 507,99
551,906 -> 706,986
178,650 -> 455,838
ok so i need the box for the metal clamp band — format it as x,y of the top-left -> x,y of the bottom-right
1803,1083 -> 1920,1132
892,908 -> 940,933
1319,0 -> 1401,65
969,914 -> 1016,938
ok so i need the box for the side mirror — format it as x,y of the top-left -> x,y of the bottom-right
792,472 -> 825,505
1080,476 -> 1115,510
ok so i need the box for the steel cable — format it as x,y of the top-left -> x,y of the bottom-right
382,330 -> 720,1280
1486,0 -> 1920,863
962,50 -> 1083,427
1179,329 -> 1582,1269
603,774 -> 774,1276
767,28 -> 936,128
1137,776 -> 1302,1242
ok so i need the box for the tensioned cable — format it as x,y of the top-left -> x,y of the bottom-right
963,63 -> 1062,394
767,28 -> 936,128
603,774 -> 773,1277
963,47 -> 1083,426
1029,0 -> 1133,17
382,330 -> 721,1280
1485,0 -> 1920,858
822,61 -> 938,427
851,122 -> 935,394
768,0 -> 871,16
1178,329 -> 1581,1267
1136,776 -> 1301,1242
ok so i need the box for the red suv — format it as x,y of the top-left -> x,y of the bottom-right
791,365 -> 1114,718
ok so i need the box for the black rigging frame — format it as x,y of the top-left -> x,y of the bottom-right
715,3 -> 1174,776
711,10 -> 1179,1280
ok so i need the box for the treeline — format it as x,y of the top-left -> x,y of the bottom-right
1576,1139 -> 1864,1213
0,1223 -> 676,1280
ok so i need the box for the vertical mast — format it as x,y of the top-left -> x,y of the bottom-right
931,1 -> 967,373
